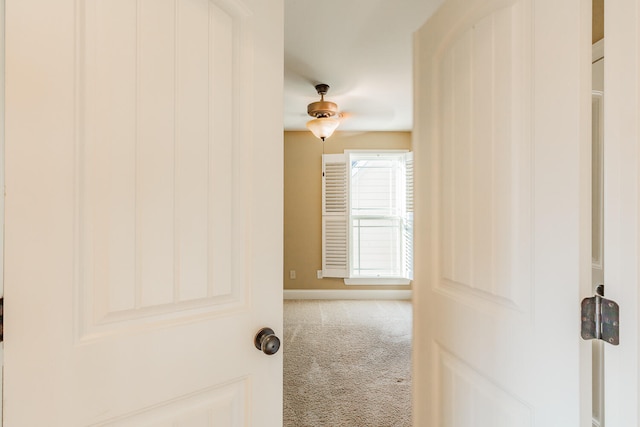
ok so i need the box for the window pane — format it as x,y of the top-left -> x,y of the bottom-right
350,155 -> 403,216
346,152 -> 412,281
351,218 -> 402,277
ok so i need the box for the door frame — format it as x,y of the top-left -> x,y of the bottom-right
591,37 -> 605,427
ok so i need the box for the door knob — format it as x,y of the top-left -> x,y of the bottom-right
254,328 -> 281,355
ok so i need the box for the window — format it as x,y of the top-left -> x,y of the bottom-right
322,151 -> 413,284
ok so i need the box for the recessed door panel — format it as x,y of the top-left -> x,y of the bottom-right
437,3 -> 530,313
79,0 -> 250,340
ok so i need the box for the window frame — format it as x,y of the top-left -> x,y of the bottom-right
322,150 -> 413,286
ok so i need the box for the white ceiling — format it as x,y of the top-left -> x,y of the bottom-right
284,0 -> 444,132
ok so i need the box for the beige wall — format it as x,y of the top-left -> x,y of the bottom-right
284,130 -> 412,290
593,0 -> 603,43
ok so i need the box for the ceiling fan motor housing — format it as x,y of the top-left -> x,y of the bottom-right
308,83 -> 338,118
307,100 -> 338,118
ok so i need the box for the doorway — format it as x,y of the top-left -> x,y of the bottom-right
282,130 -> 414,425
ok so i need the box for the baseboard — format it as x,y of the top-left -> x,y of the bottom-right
283,289 -> 412,300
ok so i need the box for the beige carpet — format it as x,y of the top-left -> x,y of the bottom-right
283,300 -> 412,427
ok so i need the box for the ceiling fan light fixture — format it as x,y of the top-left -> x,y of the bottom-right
306,116 -> 340,141
306,83 -> 340,141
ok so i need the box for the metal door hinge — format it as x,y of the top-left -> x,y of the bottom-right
581,285 -> 619,345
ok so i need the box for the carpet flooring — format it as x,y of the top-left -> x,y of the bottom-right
283,299 -> 412,427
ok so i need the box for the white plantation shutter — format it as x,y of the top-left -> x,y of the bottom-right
322,154 -> 349,277
403,152 -> 414,280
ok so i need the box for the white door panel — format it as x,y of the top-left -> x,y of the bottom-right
4,0 -> 283,425
603,0 -> 640,425
413,0 -> 592,425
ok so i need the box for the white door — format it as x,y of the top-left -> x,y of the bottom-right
412,0 -> 593,425
603,0 -> 640,425
3,0 -> 283,425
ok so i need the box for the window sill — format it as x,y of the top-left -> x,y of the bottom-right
344,278 -> 411,286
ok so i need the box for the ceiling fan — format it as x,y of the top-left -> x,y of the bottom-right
292,81 -> 398,138
306,83 -> 340,141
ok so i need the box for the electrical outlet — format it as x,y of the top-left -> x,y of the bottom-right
317,270 -> 323,279
290,270 -> 296,279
